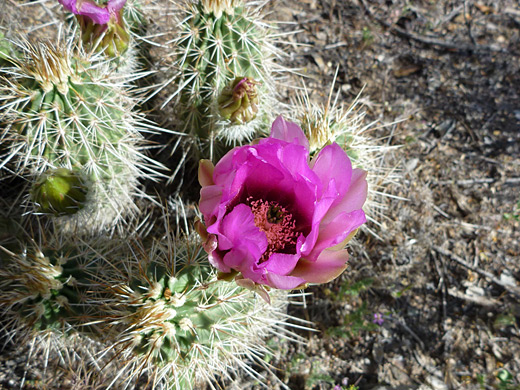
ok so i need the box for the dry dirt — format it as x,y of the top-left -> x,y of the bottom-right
253,1 -> 520,389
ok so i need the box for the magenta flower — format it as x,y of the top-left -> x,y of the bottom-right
58,0 -> 129,57
373,313 -> 384,325
198,116 -> 368,291
58,0 -> 121,25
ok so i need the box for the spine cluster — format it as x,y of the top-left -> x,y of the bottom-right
0,40 -> 163,232
164,0 -> 283,159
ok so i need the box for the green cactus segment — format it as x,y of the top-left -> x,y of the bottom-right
123,0 -> 147,35
93,235 -> 289,389
0,32 -> 13,65
335,132 -> 360,162
116,261 -> 256,365
31,168 -> 88,216
0,41 -> 157,230
173,1 -> 269,142
13,54 -> 127,177
0,244 -> 98,332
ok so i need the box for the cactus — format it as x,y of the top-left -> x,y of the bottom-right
0,39 -> 165,233
0,32 -> 13,66
162,0 -> 286,161
0,239 -> 103,334
0,217 -> 309,389
293,84 -> 402,238
0,234 -> 128,389
91,233 -> 307,389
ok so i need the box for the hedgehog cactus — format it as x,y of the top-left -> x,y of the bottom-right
165,0 -> 283,159
0,242 -> 99,334
0,40 -> 164,232
93,234 -> 305,389
294,86 -> 402,237
0,32 -> 13,66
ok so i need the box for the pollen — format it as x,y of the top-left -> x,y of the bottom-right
248,197 -> 298,262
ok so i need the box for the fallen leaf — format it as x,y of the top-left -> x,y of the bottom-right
393,64 -> 422,77
475,3 -> 493,14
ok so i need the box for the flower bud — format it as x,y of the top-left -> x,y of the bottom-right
218,77 -> 260,124
59,0 -> 130,58
31,168 -> 88,216
201,0 -> 240,18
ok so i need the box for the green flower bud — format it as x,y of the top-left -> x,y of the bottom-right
218,77 -> 260,124
31,169 -> 88,216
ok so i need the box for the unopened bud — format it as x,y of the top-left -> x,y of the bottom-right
31,168 -> 88,216
59,0 -> 130,58
218,77 -> 260,124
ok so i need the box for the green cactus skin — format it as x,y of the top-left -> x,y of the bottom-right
31,168 -> 88,216
0,221 -> 309,389
0,236 -> 132,389
0,40 -> 165,232
0,32 -> 14,66
92,234 -> 306,390
164,0 -> 283,159
0,242 -> 100,334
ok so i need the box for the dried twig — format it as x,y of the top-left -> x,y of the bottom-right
447,286 -> 500,307
432,246 -> 520,298
438,177 -> 520,186
431,250 -> 448,321
463,0 -> 477,46
358,0 -> 513,55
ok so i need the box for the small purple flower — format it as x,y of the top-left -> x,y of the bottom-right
334,386 -> 342,390
198,116 -> 368,292
373,313 -> 384,325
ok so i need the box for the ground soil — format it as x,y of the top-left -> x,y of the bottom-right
252,1 -> 520,389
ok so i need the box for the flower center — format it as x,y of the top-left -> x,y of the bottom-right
248,197 -> 298,262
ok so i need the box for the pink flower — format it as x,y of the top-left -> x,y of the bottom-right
198,116 -> 368,290
58,0 -> 122,25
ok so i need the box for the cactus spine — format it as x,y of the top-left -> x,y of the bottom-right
164,0 -> 284,160
0,40 -> 164,232
0,243 -> 94,333
0,223 -> 307,389
294,85 -> 402,237
92,234 -> 305,389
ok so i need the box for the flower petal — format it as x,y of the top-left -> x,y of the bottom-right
198,159 -> 215,187
217,204 -> 267,259
207,247 -> 230,273
299,178 -> 339,256
107,0 -> 126,12
291,249 -> 350,284
199,185 -> 222,222
263,252 -> 301,276
74,0 -> 111,24
310,143 -> 352,200
265,273 -> 307,290
322,168 -> 368,225
306,209 -> 366,261
270,116 -> 309,151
